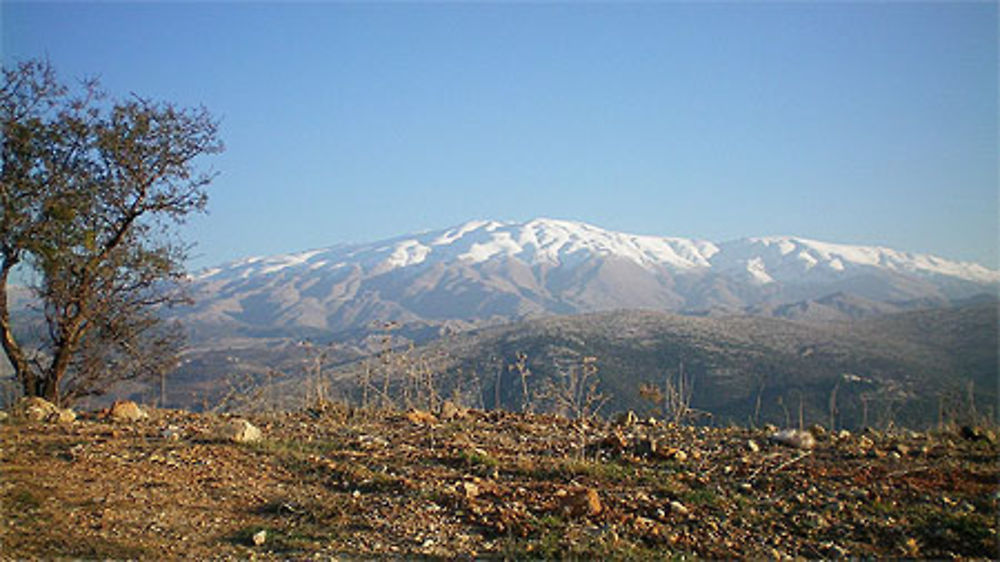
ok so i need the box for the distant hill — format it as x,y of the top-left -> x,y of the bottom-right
312,303 -> 997,430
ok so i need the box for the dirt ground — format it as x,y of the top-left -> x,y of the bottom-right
2,405 -> 997,560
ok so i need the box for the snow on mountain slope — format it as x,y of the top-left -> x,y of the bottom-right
184,219 -> 999,333
195,218 -> 721,284
711,236 -> 1000,286
197,218 -> 996,285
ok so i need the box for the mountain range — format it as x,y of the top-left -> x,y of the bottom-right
181,218 -> 998,339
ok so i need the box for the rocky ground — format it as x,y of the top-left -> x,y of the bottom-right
1,401 -> 997,560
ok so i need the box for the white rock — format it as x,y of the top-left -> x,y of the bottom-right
770,429 -> 816,450
223,419 -> 262,443
669,500 -> 690,516
252,529 -> 267,546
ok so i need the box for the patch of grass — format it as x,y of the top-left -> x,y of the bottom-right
652,478 -> 687,500
914,511 -> 996,557
683,487 -> 720,507
869,498 -> 897,515
229,525 -> 326,553
30,534 -> 151,559
246,438 -> 345,482
536,513 -> 565,529
508,456 -> 645,486
335,463 -> 407,493
66,536 -> 152,559
10,487 -> 43,510
458,448 -> 500,471
255,497 -> 349,527
247,437 -> 340,458
560,458 -> 636,483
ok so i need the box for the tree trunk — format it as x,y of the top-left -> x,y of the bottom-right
0,255 -> 36,398
44,314 -> 86,406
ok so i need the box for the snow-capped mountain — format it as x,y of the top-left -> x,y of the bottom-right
183,218 -> 998,334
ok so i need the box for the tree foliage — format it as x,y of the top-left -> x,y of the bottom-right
0,59 -> 222,405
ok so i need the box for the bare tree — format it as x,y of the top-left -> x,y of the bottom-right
0,59 -> 222,405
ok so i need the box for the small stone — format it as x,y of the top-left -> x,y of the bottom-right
808,424 -> 827,437
836,429 -> 852,440
50,408 -> 77,424
358,434 -> 389,449
747,439 -> 760,453
632,515 -> 656,534
559,488 -> 602,518
669,500 -> 690,516
664,448 -> 688,462
161,425 -> 182,441
770,429 -> 816,450
108,400 -> 148,422
901,536 -> 919,557
0,411 -> 7,422
438,400 -> 465,421
406,409 -> 438,426
222,419 -> 262,443
891,443 -> 910,456
458,481 -> 480,500
252,529 -> 267,546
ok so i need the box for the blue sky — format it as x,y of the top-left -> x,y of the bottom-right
4,2 -> 997,269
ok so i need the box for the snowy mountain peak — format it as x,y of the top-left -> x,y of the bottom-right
196,219 -> 999,289
184,219 -> 998,334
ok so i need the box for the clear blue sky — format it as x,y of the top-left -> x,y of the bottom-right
4,2 -> 997,269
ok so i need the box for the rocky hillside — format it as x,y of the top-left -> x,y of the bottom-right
2,402 -> 996,559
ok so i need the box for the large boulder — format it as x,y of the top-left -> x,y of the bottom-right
13,397 -> 75,423
18,397 -> 60,421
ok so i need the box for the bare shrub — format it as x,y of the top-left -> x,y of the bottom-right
537,356 -> 608,421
